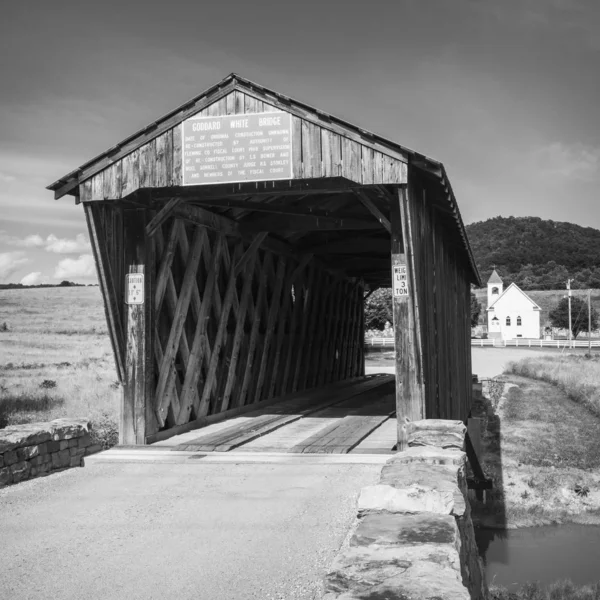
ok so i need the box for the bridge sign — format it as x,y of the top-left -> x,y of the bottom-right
181,111 -> 293,186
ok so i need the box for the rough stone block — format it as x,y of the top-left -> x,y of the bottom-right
51,449 -> 71,469
49,418 -> 90,441
68,438 -> 79,448
390,446 -> 466,467
0,467 -> 12,487
46,441 -> 60,453
17,444 -> 41,461
0,425 -> 52,453
30,455 -> 45,467
324,544 -> 469,600
351,513 -> 460,549
69,456 -> 84,468
380,462 -> 466,517
358,484 -> 455,515
78,434 -> 92,448
59,440 -> 70,451
0,454 -> 4,468
85,444 -> 103,456
69,447 -> 86,457
409,430 -> 466,451
4,450 -> 18,466
10,460 -> 31,482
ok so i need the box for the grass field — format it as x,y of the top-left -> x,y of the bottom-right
0,286 -> 119,447
472,354 -> 600,529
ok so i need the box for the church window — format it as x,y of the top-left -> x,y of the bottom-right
492,287 -> 499,295
517,316 -> 522,326
506,317 -> 511,326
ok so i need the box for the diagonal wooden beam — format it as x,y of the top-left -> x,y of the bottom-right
154,228 -> 205,424
234,232 -> 268,276
145,197 -> 183,237
355,190 -> 391,233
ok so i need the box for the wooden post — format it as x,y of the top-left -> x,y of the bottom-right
391,185 -> 425,450
121,208 -> 152,445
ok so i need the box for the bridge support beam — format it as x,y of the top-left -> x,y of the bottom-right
391,185 -> 425,450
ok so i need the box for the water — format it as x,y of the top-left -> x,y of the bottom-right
475,524 -> 600,590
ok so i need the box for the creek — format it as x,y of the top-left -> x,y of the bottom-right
475,524 -> 600,590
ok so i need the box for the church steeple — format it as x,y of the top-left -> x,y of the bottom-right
487,268 -> 503,306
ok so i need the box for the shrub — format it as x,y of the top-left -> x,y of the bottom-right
90,411 -> 119,449
0,322 -> 8,332
39,379 -> 57,389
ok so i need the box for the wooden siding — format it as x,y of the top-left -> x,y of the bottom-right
403,166 -> 473,421
79,90 -> 406,202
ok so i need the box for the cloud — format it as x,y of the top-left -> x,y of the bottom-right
0,251 -> 30,282
532,142 -> 600,181
19,234 -> 45,248
4,232 -> 91,253
20,271 -> 45,285
44,233 -> 90,254
53,254 -> 97,280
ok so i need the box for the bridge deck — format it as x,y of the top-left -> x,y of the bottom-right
153,374 -> 397,455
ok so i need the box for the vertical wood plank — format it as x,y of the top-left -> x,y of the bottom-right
361,147 -> 374,185
91,172 -> 104,201
234,91 -> 245,114
226,92 -> 236,114
292,116 -> 303,178
391,186 -> 425,450
80,180 -> 93,203
373,152 -> 385,184
342,138 -> 361,183
122,208 -> 150,445
172,125 -> 182,186
301,121 -> 322,179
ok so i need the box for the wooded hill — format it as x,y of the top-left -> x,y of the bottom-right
465,216 -> 600,290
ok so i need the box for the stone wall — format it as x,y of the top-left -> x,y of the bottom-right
323,419 -> 488,600
0,419 -> 101,488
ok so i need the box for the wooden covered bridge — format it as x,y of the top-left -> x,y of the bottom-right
47,73 -> 481,451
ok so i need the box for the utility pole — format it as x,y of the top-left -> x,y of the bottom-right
589,289 -> 592,355
567,279 -> 572,348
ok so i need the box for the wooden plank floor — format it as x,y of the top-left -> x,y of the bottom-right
167,375 -> 396,454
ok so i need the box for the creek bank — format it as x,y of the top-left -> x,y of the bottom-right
470,375 -> 600,530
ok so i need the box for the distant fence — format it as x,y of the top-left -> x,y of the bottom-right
365,337 -> 395,347
470,338 -> 600,348
366,337 -> 600,349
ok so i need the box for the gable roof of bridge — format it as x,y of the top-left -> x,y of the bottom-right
46,72 -> 480,286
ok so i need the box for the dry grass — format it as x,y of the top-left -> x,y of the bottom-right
0,287 -> 119,448
506,354 -> 600,417
472,369 -> 600,529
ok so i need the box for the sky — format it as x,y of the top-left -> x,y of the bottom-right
1,0 -> 599,284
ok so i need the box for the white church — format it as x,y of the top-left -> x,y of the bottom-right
486,269 -> 541,340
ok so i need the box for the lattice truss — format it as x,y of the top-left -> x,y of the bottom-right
152,217 -> 364,429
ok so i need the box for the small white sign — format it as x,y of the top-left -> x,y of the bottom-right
393,265 -> 409,297
126,274 -> 144,305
